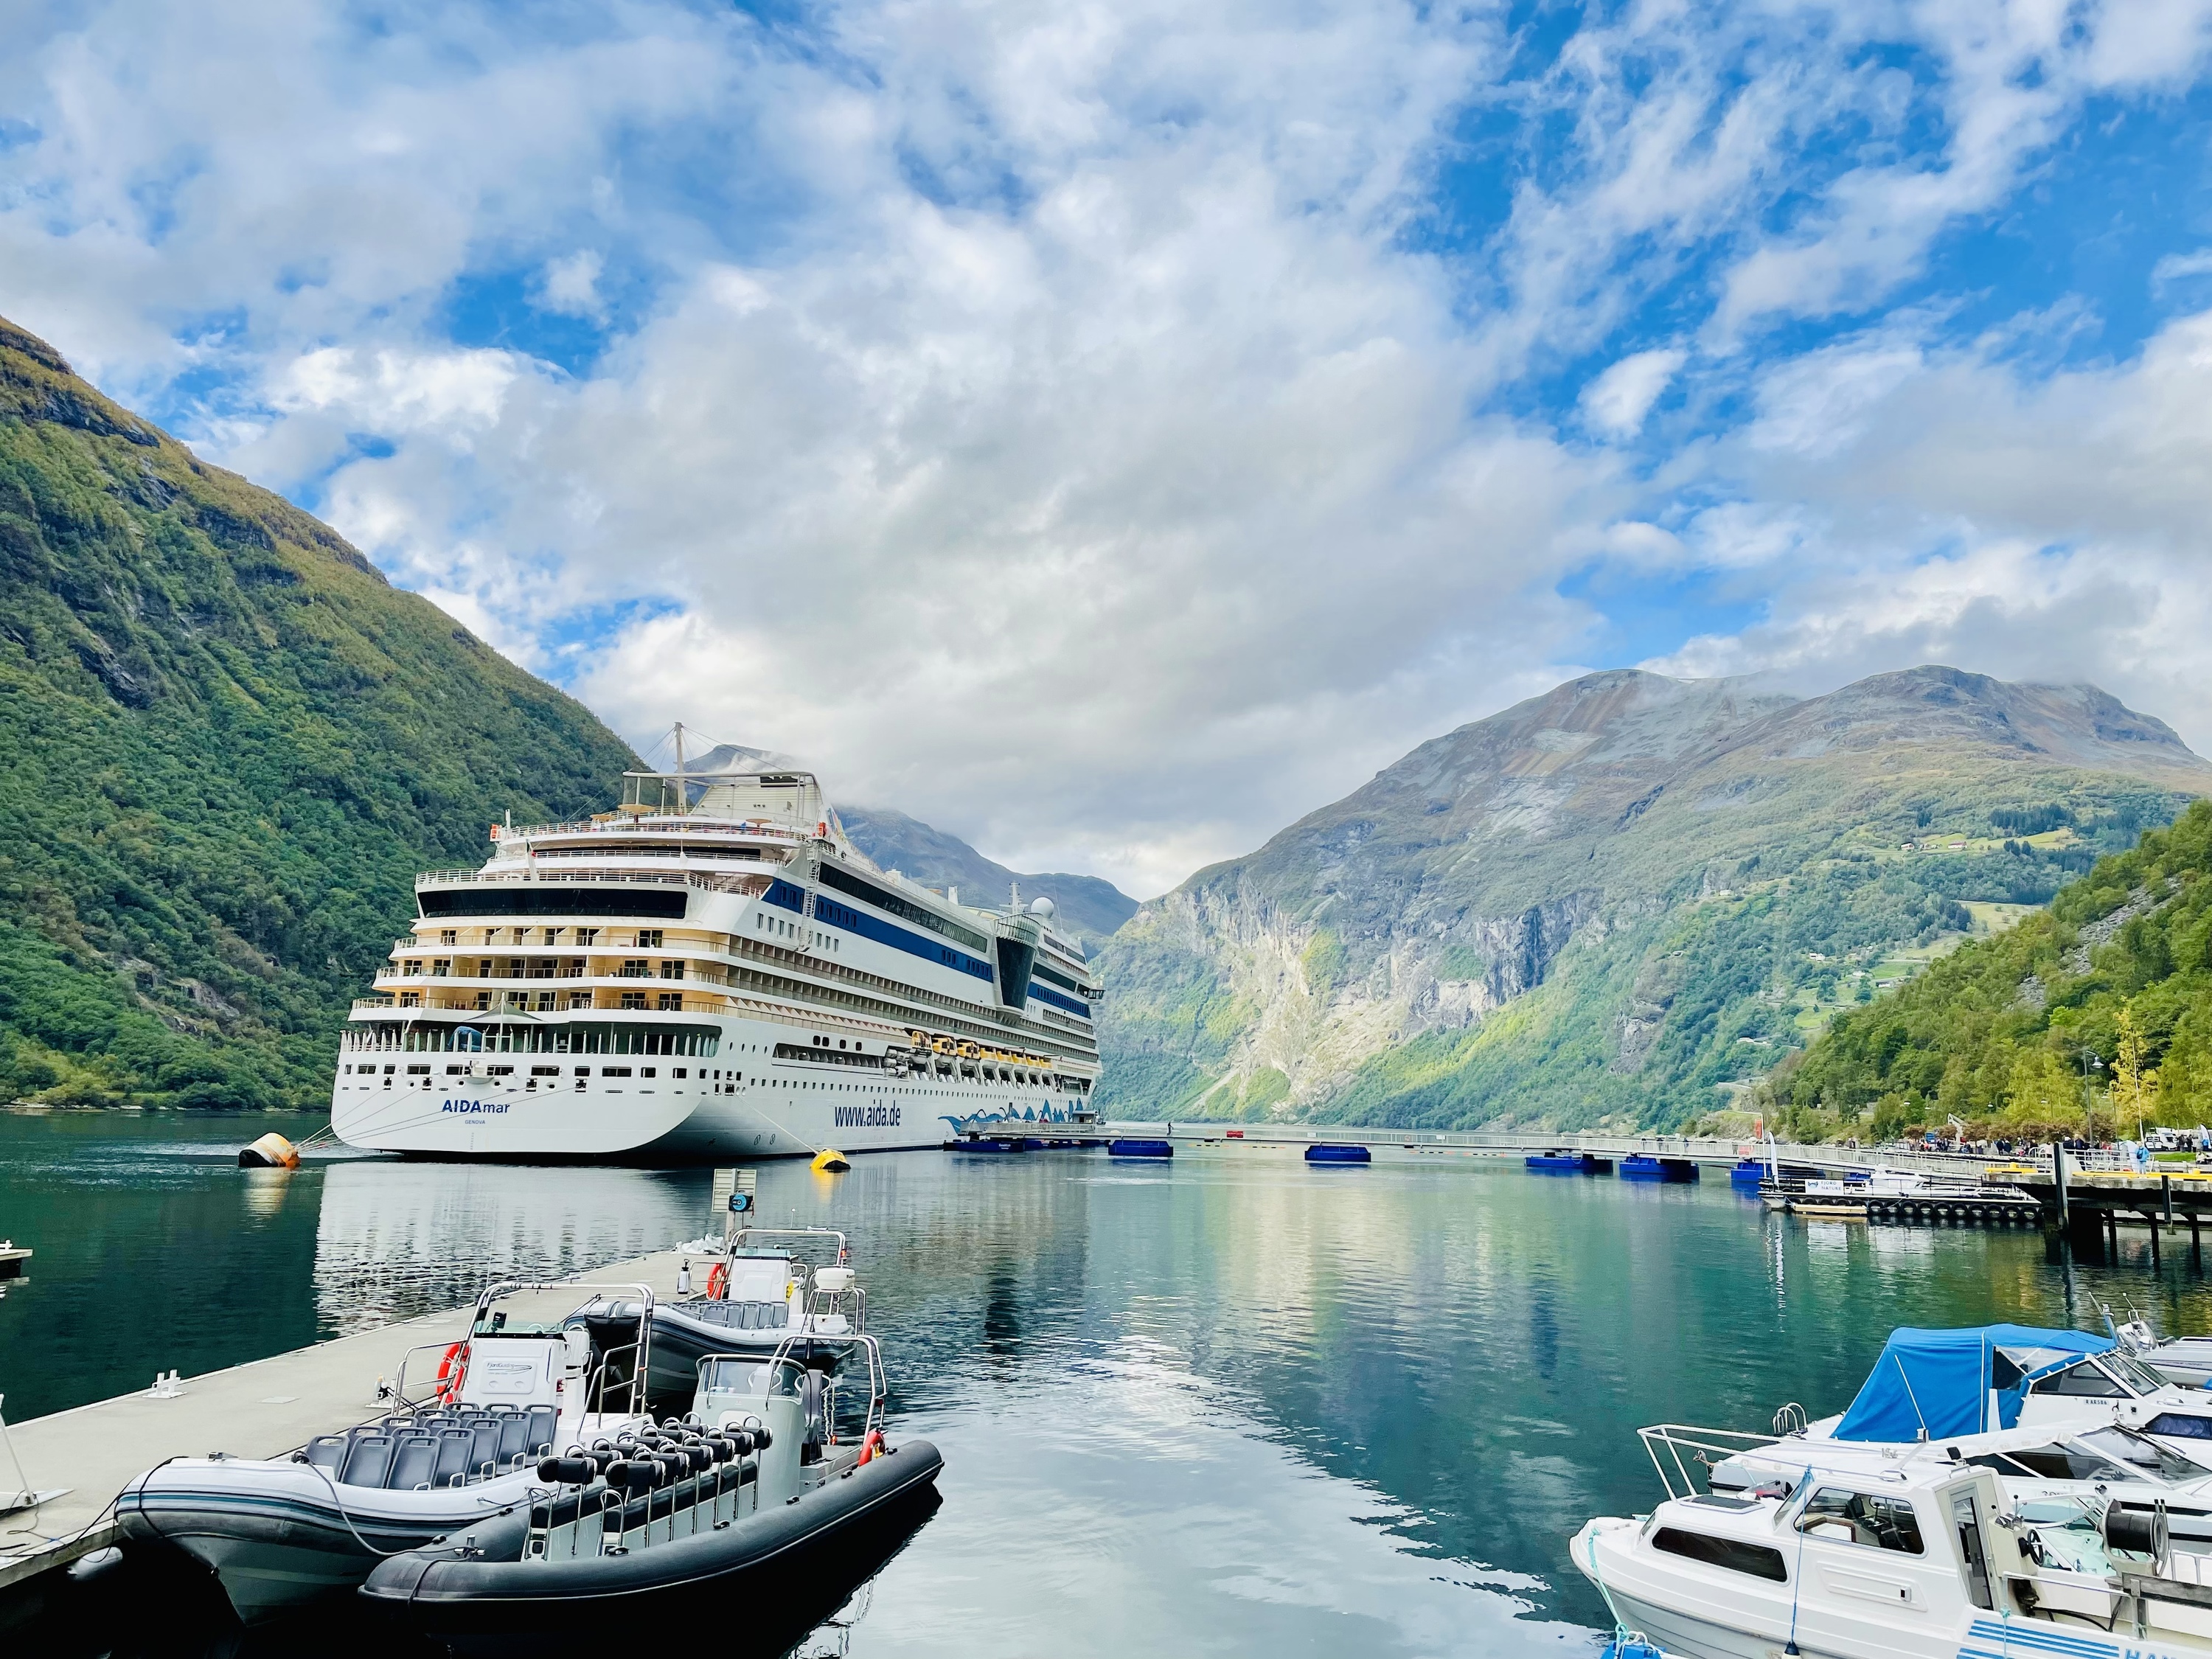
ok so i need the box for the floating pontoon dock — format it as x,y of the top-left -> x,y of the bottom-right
0,1248 -> 695,1622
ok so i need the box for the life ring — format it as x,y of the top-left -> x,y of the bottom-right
857,1428 -> 885,1467
433,1340 -> 468,1402
706,1262 -> 729,1300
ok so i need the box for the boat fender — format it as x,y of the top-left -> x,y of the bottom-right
433,1340 -> 467,1402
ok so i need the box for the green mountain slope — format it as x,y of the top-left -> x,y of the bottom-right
838,804 -> 1137,945
1096,667 -> 2212,1129
1779,799 -> 2212,1139
0,316 -> 639,1109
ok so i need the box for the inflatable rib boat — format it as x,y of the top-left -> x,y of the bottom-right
117,1281 -> 658,1622
363,1322 -> 941,1646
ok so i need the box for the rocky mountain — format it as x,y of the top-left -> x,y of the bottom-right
838,805 -> 1137,946
0,314 -> 639,1109
1095,667 -> 2212,1127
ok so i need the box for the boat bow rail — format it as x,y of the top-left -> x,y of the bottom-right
1638,1425 -> 1790,1502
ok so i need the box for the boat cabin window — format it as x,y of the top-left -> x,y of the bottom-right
2032,1360 -> 2127,1397
1795,1488 -> 1925,1554
2143,1411 -> 2212,1441
1651,1528 -> 1789,1582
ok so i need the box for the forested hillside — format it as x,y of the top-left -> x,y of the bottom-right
0,316 -> 639,1109
1778,799 -> 2212,1140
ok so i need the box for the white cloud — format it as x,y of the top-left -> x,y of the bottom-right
7,0 -> 2212,896
1580,348 -> 1685,438
535,251 -> 607,321
1645,308 -> 2212,755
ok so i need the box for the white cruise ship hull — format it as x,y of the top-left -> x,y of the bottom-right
334,1010 -> 1088,1160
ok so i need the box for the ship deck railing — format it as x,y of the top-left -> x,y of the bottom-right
415,867 -> 770,894
498,815 -> 810,841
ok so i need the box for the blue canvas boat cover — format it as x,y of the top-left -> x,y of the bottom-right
1832,1325 -> 2115,1442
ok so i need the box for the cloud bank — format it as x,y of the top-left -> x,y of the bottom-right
7,1 -> 2212,894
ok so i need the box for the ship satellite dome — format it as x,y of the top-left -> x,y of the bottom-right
1029,897 -> 1056,919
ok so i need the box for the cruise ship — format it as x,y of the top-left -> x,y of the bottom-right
331,756 -> 1103,1159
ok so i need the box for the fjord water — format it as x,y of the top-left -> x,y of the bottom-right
8,1117 -> 2212,1657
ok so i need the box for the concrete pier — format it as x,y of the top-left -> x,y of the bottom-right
0,1247 -> 692,1611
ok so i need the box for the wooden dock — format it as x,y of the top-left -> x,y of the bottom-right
0,1246 -> 693,1618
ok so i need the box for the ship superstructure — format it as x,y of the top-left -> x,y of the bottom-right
331,759 -> 1103,1158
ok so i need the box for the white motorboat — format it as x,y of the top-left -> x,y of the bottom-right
1579,1325 -> 2212,1659
116,1281 -> 658,1621
1579,1441 -> 2212,1659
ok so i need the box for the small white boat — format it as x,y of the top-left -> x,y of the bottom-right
116,1281 -> 658,1621
2108,1303 -> 2212,1389
1579,1326 -> 2212,1659
1579,1445 -> 2212,1659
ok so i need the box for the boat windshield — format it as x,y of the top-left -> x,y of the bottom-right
1968,1441 -> 2138,1485
2017,1497 -> 2116,1575
2104,1351 -> 2177,1395
2077,1425 -> 2209,1483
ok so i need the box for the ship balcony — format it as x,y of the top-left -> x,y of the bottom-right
350,984 -> 735,1018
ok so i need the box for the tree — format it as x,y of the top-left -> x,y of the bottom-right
2114,1003 -> 2151,1138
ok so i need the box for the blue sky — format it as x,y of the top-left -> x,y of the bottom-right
7,0 -> 2212,894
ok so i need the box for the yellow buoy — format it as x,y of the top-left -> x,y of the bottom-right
811,1148 -> 851,1173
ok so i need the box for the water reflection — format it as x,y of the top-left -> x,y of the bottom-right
311,1158 -> 703,1335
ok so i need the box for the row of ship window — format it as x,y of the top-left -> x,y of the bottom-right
347,1062 -> 732,1079
414,926 -> 647,947
399,958 -> 686,979
397,990 -> 690,1011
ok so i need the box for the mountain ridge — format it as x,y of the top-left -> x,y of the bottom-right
1096,664 -> 2212,1127
837,804 -> 1137,945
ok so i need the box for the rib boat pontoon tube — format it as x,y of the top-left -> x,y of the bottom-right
116,1283 -> 657,1622
362,1286 -> 941,1646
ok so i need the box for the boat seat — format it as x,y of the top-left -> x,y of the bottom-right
525,1405 -> 557,1456
339,1433 -> 393,1488
431,1428 -> 476,1487
301,1435 -> 347,1472
467,1419 -> 502,1479
386,1435 -> 438,1491
495,1411 -> 532,1467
